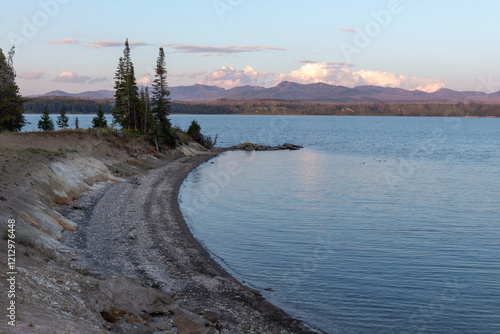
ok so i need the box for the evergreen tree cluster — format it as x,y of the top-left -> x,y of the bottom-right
113,39 -> 175,147
0,47 -> 26,132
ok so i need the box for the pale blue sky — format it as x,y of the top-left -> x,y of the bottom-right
1,0 -> 499,95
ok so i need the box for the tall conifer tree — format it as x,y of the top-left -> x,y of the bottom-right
0,47 -> 26,132
152,47 -> 174,146
112,39 -> 139,130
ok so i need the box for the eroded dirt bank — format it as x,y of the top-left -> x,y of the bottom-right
0,130 -> 320,334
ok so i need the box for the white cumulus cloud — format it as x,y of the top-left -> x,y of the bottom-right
198,65 -> 273,88
277,63 -> 445,92
196,63 -> 445,93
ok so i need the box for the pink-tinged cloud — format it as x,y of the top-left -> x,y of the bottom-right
20,72 -> 44,80
137,77 -> 151,85
198,66 -> 274,88
87,40 -> 150,49
163,43 -> 286,54
277,63 -> 445,92
49,38 -> 80,45
337,27 -> 357,33
54,71 -> 107,84
197,63 -> 445,93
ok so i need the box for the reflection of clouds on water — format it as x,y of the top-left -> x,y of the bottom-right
296,149 -> 329,197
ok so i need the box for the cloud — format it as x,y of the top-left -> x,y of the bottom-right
20,72 -> 44,80
54,71 -> 107,84
49,38 -> 80,45
352,69 -> 445,92
163,43 -> 286,54
87,40 -> 150,49
277,63 -> 359,87
337,27 -> 357,33
198,66 -> 274,88
277,63 -> 445,93
300,59 -> 319,64
137,77 -> 151,85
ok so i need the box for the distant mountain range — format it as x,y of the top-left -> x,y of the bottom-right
39,89 -> 116,99
39,82 -> 500,103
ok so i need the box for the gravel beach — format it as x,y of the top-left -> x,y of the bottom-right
0,131 -> 321,333
59,150 -> 319,333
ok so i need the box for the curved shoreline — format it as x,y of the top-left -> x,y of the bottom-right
161,150 -> 324,333
61,148 -> 323,333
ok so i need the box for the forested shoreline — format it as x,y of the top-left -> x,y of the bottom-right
23,97 -> 500,117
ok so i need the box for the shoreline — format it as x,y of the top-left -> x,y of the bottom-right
60,147 -> 322,333
0,131 -> 321,333
172,151 -> 323,333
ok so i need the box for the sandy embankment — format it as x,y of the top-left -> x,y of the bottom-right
0,131 -> 319,334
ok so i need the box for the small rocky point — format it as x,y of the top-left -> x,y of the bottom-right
233,142 -> 303,151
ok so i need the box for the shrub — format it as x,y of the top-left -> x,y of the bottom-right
186,120 -> 217,149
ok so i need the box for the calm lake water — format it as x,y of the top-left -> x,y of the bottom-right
22,114 -> 500,333
178,116 -> 500,333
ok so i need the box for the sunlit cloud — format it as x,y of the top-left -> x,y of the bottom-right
87,40 -> 150,49
198,65 -> 274,88
337,27 -> 357,33
197,63 -> 445,93
163,43 -> 286,54
20,72 -> 44,80
137,77 -> 151,85
277,63 -> 445,92
54,71 -> 107,84
48,38 -> 81,45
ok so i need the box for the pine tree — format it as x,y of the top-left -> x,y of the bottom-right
0,47 -> 26,132
112,39 -> 139,130
92,105 -> 108,128
56,107 -> 69,129
38,107 -> 54,131
112,56 -> 127,126
152,47 -> 174,147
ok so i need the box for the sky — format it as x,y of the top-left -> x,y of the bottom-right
1,0 -> 500,96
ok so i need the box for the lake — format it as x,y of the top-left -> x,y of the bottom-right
22,114 -> 500,333
178,115 -> 500,333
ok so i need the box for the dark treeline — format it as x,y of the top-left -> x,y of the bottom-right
171,101 -> 241,114
23,97 -> 500,117
168,100 -> 500,117
24,97 -> 114,114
